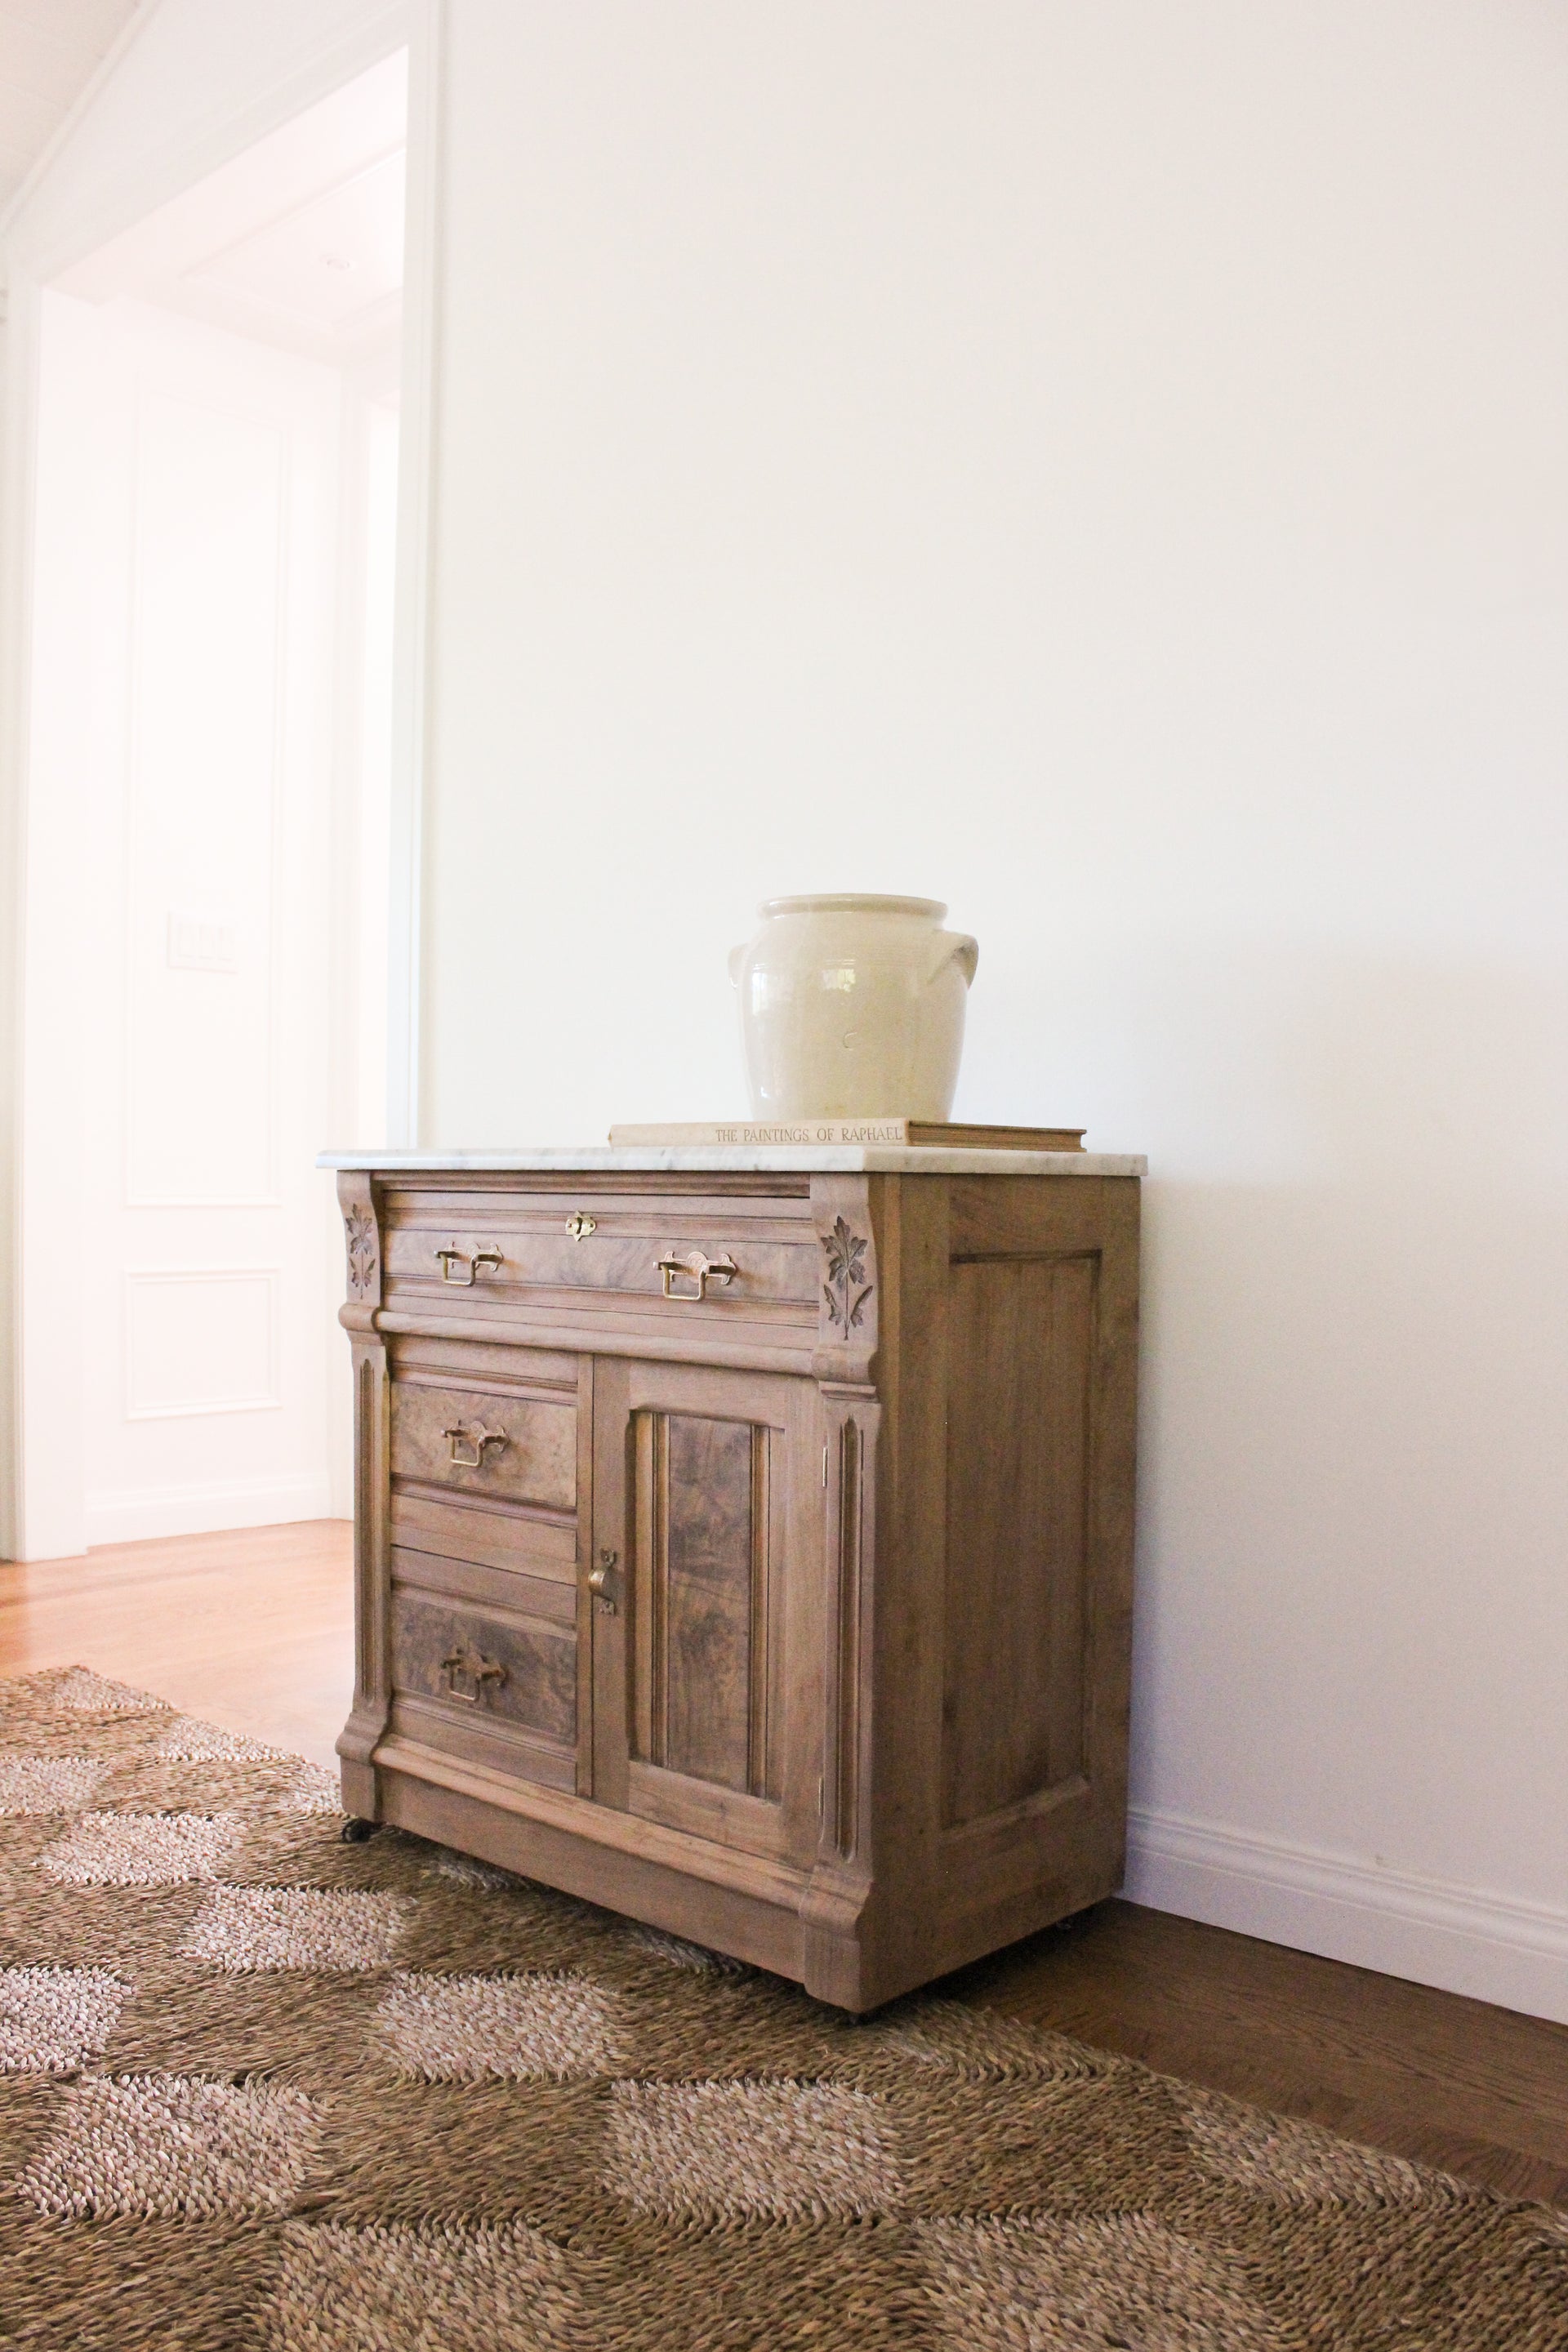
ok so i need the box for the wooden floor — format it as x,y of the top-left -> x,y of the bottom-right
0,1520 -> 355,1771
2,1521 -> 1564,2208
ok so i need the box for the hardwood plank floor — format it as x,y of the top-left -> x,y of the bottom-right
0,1520 -> 355,1771
947,1902 -> 1568,2209
2,1519 -> 1563,2207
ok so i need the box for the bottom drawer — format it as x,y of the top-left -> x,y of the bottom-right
390,1587 -> 577,1787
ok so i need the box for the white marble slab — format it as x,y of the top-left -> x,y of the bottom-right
316,1145 -> 1146,1177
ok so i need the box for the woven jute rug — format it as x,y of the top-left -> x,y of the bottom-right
0,1668 -> 1562,2351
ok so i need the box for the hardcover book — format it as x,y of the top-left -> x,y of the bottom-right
608,1119 -> 1086,1150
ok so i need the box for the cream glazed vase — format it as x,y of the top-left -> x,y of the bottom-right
728,893 -> 979,1120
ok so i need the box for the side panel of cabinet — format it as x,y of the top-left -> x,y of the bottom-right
931,1177 -> 1140,1935
942,1250 -> 1095,1824
592,1359 -> 821,1864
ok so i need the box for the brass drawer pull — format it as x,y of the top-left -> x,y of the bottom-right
564,1211 -> 597,1241
439,1642 -> 508,1704
434,1245 -> 504,1287
443,1420 -> 508,1469
656,1249 -> 737,1303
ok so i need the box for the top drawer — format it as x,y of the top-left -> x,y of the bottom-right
380,1190 -> 820,1328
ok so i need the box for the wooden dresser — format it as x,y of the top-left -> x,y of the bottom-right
323,1145 -> 1143,2011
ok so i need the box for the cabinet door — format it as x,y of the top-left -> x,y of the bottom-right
590,1359 -> 821,1862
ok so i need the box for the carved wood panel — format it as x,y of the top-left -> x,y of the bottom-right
831,1413 -> 864,1860
630,1410 -> 774,1798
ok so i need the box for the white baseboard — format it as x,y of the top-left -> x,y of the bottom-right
83,1474 -> 335,1548
1124,1804 -> 1568,2028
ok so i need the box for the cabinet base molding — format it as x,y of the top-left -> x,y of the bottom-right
374,1748 -> 810,1984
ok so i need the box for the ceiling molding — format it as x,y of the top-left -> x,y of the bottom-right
3,0 -> 410,280
0,0 -> 154,238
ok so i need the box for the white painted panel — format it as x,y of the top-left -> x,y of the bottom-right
29,294 -> 353,1551
126,387 -> 283,1205
125,1269 -> 279,1419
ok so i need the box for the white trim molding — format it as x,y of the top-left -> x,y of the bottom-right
1125,1804 -> 1568,2029
0,278 -> 28,1558
83,1470 -> 334,1547
385,0 -> 443,1146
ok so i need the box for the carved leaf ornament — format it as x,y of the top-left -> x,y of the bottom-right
822,1216 -> 873,1336
345,1208 -> 378,1298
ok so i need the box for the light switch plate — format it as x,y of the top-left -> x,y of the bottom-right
166,912 -> 238,973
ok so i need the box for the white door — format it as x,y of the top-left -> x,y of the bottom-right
23,291 -> 347,1551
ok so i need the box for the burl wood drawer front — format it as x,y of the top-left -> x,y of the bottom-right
381,1192 -> 818,1325
390,1380 -> 576,1510
391,1588 -> 577,1752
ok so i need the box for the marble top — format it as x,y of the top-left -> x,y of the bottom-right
316,1146 -> 1146,1178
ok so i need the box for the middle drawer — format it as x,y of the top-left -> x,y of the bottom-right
390,1377 -> 576,1510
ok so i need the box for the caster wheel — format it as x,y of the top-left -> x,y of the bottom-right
340,1817 -> 380,1845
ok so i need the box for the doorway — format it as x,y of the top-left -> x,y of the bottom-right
16,52 -> 408,1558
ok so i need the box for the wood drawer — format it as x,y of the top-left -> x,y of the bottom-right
381,1191 -> 820,1325
390,1584 -> 577,1778
390,1489 -> 577,1579
390,1379 -> 576,1510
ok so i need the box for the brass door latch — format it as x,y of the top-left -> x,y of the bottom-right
588,1549 -> 620,1615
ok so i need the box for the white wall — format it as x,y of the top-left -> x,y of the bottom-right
422,2 -> 1568,2016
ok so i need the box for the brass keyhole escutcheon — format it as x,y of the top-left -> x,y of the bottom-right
564,1212 -> 597,1241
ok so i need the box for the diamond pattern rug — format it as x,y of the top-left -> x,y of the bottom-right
1,1667 -> 1563,2350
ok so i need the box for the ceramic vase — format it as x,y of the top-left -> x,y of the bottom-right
728,893 -> 978,1120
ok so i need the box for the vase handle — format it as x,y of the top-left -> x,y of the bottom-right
928,932 -> 978,988
727,944 -> 746,987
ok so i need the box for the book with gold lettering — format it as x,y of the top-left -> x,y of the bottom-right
608,1119 -> 1085,1150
